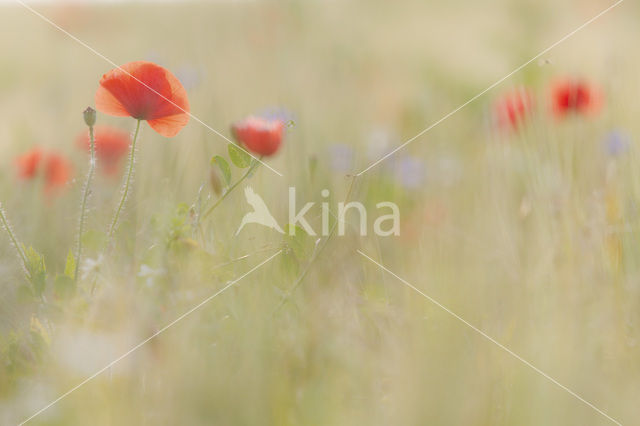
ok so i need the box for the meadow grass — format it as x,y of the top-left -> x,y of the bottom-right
1,0 -> 639,424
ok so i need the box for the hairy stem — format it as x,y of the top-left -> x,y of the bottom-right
0,201 -> 29,276
75,125 -> 96,281
108,119 -> 141,242
202,159 -> 261,220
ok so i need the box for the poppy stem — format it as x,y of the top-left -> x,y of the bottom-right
75,124 -> 96,282
0,201 -> 29,277
202,158 -> 262,219
107,119 -> 142,243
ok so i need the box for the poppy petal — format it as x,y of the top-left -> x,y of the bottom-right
95,84 -> 131,117
95,61 -> 190,137
148,113 -> 190,138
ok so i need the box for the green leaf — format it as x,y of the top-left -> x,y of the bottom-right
227,143 -> 252,168
23,245 -> 46,297
54,275 -> 75,299
211,155 -> 231,186
64,249 -> 76,280
283,224 -> 313,260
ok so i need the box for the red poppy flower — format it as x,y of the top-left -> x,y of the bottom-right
231,116 -> 284,156
76,126 -> 131,176
550,78 -> 603,117
43,154 -> 73,192
95,61 -> 190,137
15,147 -> 44,179
15,148 -> 73,194
493,87 -> 535,131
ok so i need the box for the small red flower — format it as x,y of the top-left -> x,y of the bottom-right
231,116 -> 284,156
15,147 -> 44,179
550,78 -> 602,118
15,148 -> 73,194
493,87 -> 535,131
95,61 -> 190,137
43,154 -> 73,192
76,126 -> 131,176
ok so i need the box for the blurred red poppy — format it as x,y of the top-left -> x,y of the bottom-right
493,87 -> 535,131
231,116 -> 284,156
43,154 -> 73,193
15,147 -> 44,179
95,61 -> 190,137
550,78 -> 602,117
76,126 -> 131,176
15,148 -> 73,194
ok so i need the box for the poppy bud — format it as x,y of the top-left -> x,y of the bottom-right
83,107 -> 96,127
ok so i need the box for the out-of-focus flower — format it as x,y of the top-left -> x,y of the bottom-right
493,87 -> 535,131
16,148 -> 73,194
328,144 -> 355,173
231,116 -> 285,156
80,254 -> 104,282
550,78 -> 602,118
138,264 -> 167,288
76,126 -> 131,176
394,156 -> 425,189
602,130 -> 631,157
15,147 -> 44,179
95,61 -> 190,137
43,154 -> 73,192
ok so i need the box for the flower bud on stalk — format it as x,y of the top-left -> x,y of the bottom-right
83,107 -> 97,127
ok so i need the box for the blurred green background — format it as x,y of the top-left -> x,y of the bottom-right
1,0 -> 639,425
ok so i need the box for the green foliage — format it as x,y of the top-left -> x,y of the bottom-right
22,245 -> 46,297
281,224 -> 314,277
283,224 -> 313,260
55,250 -> 77,299
166,203 -> 193,249
1,317 -> 50,383
228,143 -> 252,168
64,249 -> 76,280
211,155 -> 232,186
